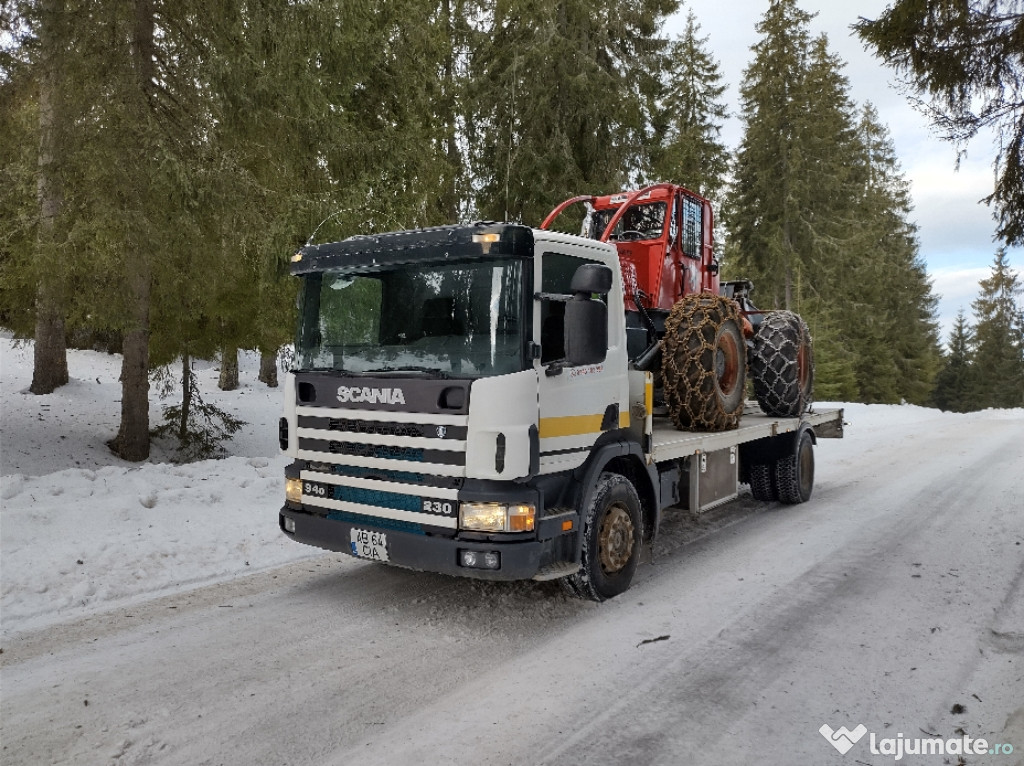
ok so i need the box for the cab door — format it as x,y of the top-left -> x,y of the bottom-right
535,248 -> 630,476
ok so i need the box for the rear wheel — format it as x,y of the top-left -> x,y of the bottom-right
662,294 -> 746,431
750,311 -> 813,417
775,430 -> 815,504
748,462 -> 777,502
563,473 -> 642,602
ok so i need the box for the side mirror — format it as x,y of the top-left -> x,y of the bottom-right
564,264 -> 612,367
570,263 -> 613,294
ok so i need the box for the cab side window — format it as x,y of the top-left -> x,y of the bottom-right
682,195 -> 703,259
540,251 -> 603,363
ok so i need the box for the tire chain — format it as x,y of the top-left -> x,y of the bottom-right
750,310 -> 814,417
662,294 -> 744,432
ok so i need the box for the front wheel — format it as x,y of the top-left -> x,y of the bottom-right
563,473 -> 642,602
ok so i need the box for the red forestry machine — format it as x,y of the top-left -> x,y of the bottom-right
541,182 -> 814,430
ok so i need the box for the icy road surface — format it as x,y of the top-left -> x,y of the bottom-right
1,342 -> 1022,764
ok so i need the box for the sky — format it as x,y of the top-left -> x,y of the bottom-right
663,0 -> 1022,342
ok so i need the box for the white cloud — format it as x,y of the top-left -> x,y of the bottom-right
905,152 -> 1001,266
931,265 -> 989,306
927,264 -> 1024,343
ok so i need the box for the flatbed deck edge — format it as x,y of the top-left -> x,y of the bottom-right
650,406 -> 844,463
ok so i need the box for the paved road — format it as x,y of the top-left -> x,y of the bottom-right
3,410 -> 1022,765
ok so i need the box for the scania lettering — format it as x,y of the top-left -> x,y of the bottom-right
336,386 -> 406,405
280,185 -> 844,601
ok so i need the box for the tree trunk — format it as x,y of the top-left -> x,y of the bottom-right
440,0 -> 462,223
109,261 -> 151,461
109,0 -> 156,461
258,350 -> 278,388
31,292 -> 68,394
178,353 -> 192,442
30,0 -> 69,395
218,347 -> 239,390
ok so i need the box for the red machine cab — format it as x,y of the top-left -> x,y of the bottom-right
541,183 -> 718,312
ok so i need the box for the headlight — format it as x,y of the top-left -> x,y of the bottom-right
285,478 -> 303,506
459,502 -> 535,532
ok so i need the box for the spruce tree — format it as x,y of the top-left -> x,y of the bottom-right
932,309 -> 977,412
855,0 -> 1024,246
727,1 -> 943,405
970,249 -> 1024,408
28,0 -> 69,394
108,0 -> 159,461
0,15 -> 41,338
727,5 -> 867,398
726,0 -> 815,310
469,0 -> 678,225
845,105 -> 942,404
647,10 -> 730,201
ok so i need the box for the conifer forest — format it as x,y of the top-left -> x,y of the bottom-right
1,0 -> 1022,461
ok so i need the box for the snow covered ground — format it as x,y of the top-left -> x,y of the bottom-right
2,338 -> 1022,765
1,338 -> 319,636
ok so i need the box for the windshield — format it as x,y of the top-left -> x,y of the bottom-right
590,202 -> 667,241
295,258 -> 526,377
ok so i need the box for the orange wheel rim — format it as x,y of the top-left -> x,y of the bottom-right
797,340 -> 810,391
716,330 -> 740,396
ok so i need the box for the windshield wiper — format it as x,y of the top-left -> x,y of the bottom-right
366,366 -> 451,379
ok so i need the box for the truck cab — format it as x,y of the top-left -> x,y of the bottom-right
280,224 -> 643,593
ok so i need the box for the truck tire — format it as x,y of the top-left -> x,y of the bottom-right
563,473 -> 642,602
750,311 -> 813,417
774,429 -> 814,504
748,463 -> 777,502
662,294 -> 745,431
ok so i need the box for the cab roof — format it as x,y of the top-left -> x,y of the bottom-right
291,223 -> 534,275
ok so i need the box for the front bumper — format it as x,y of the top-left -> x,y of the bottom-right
280,506 -> 577,582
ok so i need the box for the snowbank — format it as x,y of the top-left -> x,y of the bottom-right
1,340 -> 320,636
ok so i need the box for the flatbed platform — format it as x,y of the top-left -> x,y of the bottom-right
650,405 -> 844,464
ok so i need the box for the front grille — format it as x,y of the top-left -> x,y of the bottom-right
295,403 -> 467,531
329,418 -> 423,438
330,441 -> 426,462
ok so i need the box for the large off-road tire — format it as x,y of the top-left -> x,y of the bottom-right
775,429 -> 815,504
662,294 -> 746,431
750,310 -> 814,418
563,473 -> 642,602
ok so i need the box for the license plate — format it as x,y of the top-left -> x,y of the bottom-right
350,528 -> 389,562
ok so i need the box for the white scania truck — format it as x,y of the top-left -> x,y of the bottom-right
279,185 -> 844,600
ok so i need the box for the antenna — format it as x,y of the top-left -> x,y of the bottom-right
305,210 -> 346,247
504,52 -> 518,222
